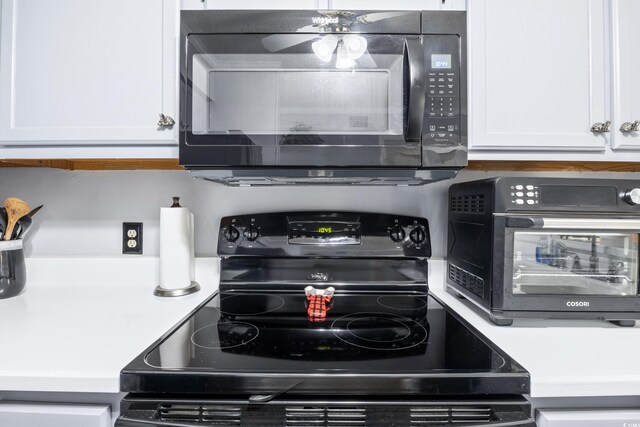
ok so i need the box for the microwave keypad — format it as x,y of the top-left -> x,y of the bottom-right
423,35 -> 461,146
428,72 -> 456,116
425,71 -> 459,144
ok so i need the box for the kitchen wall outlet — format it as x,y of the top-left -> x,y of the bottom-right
123,222 -> 143,255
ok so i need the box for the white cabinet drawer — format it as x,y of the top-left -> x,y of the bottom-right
537,409 -> 640,427
0,403 -> 111,427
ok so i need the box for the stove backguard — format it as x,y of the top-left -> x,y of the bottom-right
218,211 -> 430,295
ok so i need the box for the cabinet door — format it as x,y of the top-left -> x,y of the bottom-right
205,0 -> 322,9
469,0 -> 608,151
610,0 -> 640,149
0,403 -> 110,427
328,0 -> 465,10
0,0 -> 177,145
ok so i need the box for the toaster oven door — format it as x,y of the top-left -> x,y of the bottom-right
502,216 -> 640,312
181,33 -> 426,167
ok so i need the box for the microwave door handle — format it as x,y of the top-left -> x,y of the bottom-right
405,36 -> 425,142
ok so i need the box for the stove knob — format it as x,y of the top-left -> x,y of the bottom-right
244,224 -> 260,241
623,188 -> 640,205
389,226 -> 406,242
223,225 -> 240,242
409,226 -> 427,244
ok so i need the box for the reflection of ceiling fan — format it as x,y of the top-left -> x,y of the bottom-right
262,11 -> 408,68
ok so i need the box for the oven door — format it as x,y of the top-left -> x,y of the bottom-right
501,215 -> 640,315
180,32 -> 426,167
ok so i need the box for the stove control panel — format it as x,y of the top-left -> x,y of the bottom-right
218,212 -> 431,258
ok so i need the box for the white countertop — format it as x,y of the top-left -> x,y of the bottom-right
428,259 -> 640,398
0,257 -> 219,393
1,257 -> 639,399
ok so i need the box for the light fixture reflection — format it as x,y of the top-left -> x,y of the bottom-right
311,34 -> 338,63
343,35 -> 367,60
335,41 -> 355,68
312,34 -> 367,68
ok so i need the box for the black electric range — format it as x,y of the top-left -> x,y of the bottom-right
117,212 -> 534,427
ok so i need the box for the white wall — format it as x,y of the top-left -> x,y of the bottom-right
0,167 -> 638,258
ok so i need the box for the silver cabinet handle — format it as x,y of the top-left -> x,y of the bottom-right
158,114 -> 175,127
620,120 -> 640,133
591,120 -> 611,133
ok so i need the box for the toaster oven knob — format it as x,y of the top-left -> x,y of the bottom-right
223,225 -> 240,242
244,224 -> 260,241
389,226 -> 406,242
623,188 -> 640,205
410,226 -> 427,244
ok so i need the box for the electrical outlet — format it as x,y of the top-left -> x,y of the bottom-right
123,222 -> 143,255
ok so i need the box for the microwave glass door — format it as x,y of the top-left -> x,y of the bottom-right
184,34 -> 421,166
511,231 -> 639,296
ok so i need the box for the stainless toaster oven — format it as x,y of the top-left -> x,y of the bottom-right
447,177 -> 640,326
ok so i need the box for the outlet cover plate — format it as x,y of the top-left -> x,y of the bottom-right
123,222 -> 143,255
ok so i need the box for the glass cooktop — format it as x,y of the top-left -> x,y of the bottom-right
121,290 -> 529,396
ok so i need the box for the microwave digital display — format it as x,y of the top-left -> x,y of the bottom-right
431,54 -> 452,69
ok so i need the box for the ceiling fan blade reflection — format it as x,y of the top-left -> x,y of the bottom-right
356,51 -> 377,68
356,11 -> 409,24
262,34 -> 319,52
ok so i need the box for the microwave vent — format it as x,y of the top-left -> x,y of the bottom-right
449,263 -> 484,299
188,169 -> 459,186
450,194 -> 486,214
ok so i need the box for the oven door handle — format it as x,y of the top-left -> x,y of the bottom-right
405,36 -> 425,142
505,215 -> 640,230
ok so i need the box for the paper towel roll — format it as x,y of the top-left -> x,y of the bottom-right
159,206 -> 194,290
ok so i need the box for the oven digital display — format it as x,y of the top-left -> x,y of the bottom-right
289,221 -> 361,245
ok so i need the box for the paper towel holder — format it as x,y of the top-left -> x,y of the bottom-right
154,196 -> 201,297
154,281 -> 201,297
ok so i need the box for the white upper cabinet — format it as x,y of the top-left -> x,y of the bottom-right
205,0 -> 323,9
203,0 -> 466,10
328,0 -> 465,10
610,0 -> 640,149
468,0 -> 608,152
0,0 -> 177,145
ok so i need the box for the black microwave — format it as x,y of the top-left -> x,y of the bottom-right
447,177 -> 640,327
179,10 -> 467,186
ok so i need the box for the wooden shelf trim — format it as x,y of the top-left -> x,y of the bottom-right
1,159 -> 640,172
0,159 -> 182,170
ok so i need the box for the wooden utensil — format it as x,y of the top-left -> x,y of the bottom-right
3,198 -> 31,241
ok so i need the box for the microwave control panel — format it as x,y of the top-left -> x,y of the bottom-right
424,35 -> 461,146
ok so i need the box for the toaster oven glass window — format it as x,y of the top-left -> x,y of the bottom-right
511,232 -> 639,296
187,34 -> 406,138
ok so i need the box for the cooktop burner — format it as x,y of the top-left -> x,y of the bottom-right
191,321 -> 259,350
377,294 -> 429,311
332,312 -> 428,351
218,292 -> 285,316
